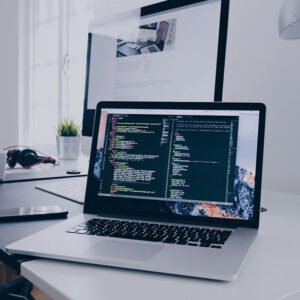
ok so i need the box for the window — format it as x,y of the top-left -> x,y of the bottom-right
26,0 -> 166,145
28,0 -> 93,145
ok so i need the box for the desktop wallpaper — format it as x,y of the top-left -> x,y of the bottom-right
166,165 -> 255,220
167,113 -> 259,220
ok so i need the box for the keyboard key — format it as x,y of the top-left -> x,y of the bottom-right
76,229 -> 88,234
199,243 -> 211,248
187,242 -> 198,246
66,218 -> 232,248
66,228 -> 78,233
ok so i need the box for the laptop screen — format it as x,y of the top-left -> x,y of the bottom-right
91,106 -> 261,223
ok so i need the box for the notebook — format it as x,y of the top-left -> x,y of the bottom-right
7,101 -> 266,281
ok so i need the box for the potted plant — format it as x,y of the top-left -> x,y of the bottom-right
56,119 -> 81,160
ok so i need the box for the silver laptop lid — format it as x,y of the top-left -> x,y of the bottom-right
84,102 -> 265,229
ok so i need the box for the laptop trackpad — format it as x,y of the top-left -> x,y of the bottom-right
83,240 -> 163,262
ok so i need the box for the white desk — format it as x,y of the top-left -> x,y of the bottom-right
18,189 -> 300,300
3,155 -> 89,182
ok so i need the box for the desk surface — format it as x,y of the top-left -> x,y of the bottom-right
2,155 -> 88,183
0,179 -> 83,248
9,189 -> 300,300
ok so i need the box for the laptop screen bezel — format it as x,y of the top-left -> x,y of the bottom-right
84,101 -> 265,229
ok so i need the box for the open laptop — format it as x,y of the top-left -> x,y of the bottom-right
7,101 -> 266,281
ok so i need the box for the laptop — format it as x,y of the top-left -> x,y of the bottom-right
7,101 -> 266,281
140,21 -> 170,53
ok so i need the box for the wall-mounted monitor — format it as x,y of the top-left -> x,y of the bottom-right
82,0 -> 230,136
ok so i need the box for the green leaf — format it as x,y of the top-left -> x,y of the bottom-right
56,118 -> 81,136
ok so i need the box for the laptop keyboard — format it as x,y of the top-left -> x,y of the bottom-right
66,218 -> 232,248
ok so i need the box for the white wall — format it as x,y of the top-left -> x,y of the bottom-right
1,0 -> 299,195
92,0 -> 300,195
0,0 -> 20,149
223,0 -> 300,195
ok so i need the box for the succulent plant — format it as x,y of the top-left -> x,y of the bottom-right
57,119 -> 81,137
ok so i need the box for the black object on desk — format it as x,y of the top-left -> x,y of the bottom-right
66,169 -> 81,174
0,205 -> 68,222
260,207 -> 268,212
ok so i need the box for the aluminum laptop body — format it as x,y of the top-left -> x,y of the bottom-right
7,101 -> 266,281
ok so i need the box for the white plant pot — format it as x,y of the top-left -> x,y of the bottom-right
56,136 -> 81,160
